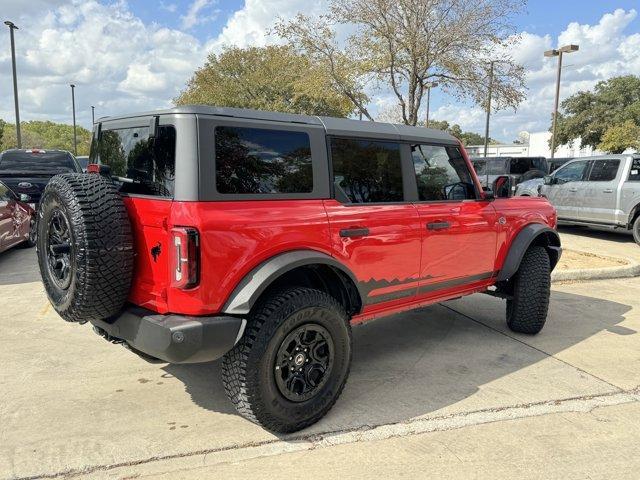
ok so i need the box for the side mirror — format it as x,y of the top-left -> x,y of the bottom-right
19,193 -> 31,203
543,175 -> 554,185
492,175 -> 513,198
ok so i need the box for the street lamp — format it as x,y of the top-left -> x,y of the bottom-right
483,60 -> 500,158
424,81 -> 438,128
545,44 -> 579,158
4,20 -> 21,148
70,84 -> 77,156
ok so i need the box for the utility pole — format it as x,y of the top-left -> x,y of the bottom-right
91,105 -> 95,125
545,44 -> 579,158
483,61 -> 495,158
424,82 -> 439,128
4,21 -> 21,148
70,84 -> 77,155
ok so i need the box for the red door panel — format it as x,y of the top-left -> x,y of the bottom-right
415,200 -> 498,296
323,199 -> 422,307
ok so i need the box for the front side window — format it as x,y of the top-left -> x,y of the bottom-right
412,145 -> 475,201
95,125 -> 176,197
331,138 -> 403,203
554,161 -> 588,184
588,159 -> 620,182
629,158 -> 640,181
215,126 -> 313,194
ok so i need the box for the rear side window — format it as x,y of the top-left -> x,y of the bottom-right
588,159 -> 620,182
95,125 -> 176,197
215,126 -> 313,194
628,159 -> 640,181
472,160 -> 486,176
509,158 -> 531,174
487,159 -> 507,175
412,145 -> 475,201
331,138 -> 403,203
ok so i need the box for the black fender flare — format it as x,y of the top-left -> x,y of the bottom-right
221,250 -> 363,316
496,224 -> 562,282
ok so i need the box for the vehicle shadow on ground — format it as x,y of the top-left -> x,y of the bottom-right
0,247 -> 40,285
164,289 -> 633,435
558,225 -> 636,244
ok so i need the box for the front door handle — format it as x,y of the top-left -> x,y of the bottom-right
603,189 -> 613,193
569,188 -> 578,192
427,221 -> 450,231
339,227 -> 369,238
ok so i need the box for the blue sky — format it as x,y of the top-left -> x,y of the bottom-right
0,0 -> 639,142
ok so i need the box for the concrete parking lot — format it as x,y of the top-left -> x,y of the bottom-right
1,230 -> 640,479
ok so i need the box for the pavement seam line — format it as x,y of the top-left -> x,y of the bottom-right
11,389 -> 640,480
441,303 -> 625,392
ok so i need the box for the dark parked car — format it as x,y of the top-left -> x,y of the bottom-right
0,179 -> 35,253
471,156 -> 548,188
0,149 -> 82,205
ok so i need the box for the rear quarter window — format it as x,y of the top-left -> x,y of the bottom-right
93,125 -> 176,197
214,126 -> 313,194
629,159 -> 640,181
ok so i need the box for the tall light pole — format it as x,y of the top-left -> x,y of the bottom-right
483,61 -> 496,158
70,84 -> 77,155
545,44 -> 579,158
91,105 -> 95,125
4,20 -> 21,148
425,81 -> 438,128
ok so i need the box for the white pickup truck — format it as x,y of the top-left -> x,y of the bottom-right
540,154 -> 640,245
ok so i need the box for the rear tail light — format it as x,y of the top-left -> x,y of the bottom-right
170,227 -> 200,289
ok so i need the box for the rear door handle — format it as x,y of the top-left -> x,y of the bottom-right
427,221 -> 450,231
603,189 -> 613,193
339,227 -> 369,238
569,188 -> 578,192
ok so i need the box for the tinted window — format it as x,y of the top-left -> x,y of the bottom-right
412,145 -> 475,201
487,159 -> 507,174
472,160 -> 486,176
509,158 -> 532,174
95,125 -> 176,197
588,159 -> 620,181
532,158 -> 547,172
331,138 -> 403,203
629,158 -> 640,181
554,161 -> 588,183
215,126 -> 312,194
0,151 -> 78,173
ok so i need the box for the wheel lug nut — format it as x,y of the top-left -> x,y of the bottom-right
289,357 -> 292,360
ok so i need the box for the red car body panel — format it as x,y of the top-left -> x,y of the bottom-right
0,196 -> 33,253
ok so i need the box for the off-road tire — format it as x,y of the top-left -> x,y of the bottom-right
36,173 -> 134,323
506,246 -> 551,334
632,214 -> 640,246
221,287 -> 352,433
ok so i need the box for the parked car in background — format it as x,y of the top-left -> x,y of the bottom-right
540,154 -> 640,245
515,177 -> 545,196
0,149 -> 82,206
76,155 -> 90,172
471,156 -> 548,188
0,179 -> 35,253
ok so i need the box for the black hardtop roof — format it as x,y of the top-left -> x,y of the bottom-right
96,105 -> 458,145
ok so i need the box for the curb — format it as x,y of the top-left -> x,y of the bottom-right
551,248 -> 640,283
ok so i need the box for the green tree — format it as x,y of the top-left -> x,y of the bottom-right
554,75 -> 640,151
276,0 -> 526,125
597,120 -> 640,154
175,45 -> 359,117
0,120 -> 91,155
421,119 -> 494,146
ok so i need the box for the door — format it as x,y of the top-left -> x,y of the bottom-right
0,181 -> 15,251
410,144 -> 498,295
542,159 -> 590,220
621,158 -> 640,225
579,158 -> 622,224
324,137 -> 422,306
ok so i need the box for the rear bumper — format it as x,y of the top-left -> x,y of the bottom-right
90,306 -> 245,364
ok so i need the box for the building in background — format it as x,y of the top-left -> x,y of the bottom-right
465,131 -> 605,158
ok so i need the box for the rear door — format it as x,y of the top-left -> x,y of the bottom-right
324,137 -> 422,307
579,158 -> 623,224
411,144 -> 498,295
543,159 -> 590,220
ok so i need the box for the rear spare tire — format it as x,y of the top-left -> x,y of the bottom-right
37,173 -> 134,323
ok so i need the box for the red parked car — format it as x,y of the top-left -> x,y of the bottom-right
0,179 -> 35,253
37,106 -> 561,433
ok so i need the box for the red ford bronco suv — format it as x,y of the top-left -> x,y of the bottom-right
37,106 -> 561,433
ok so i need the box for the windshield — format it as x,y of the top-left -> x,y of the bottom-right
0,151 -> 78,173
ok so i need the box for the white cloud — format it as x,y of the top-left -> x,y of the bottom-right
180,0 -> 219,30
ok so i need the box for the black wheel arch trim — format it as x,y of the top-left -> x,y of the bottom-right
496,223 -> 561,282
221,250 -> 364,316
